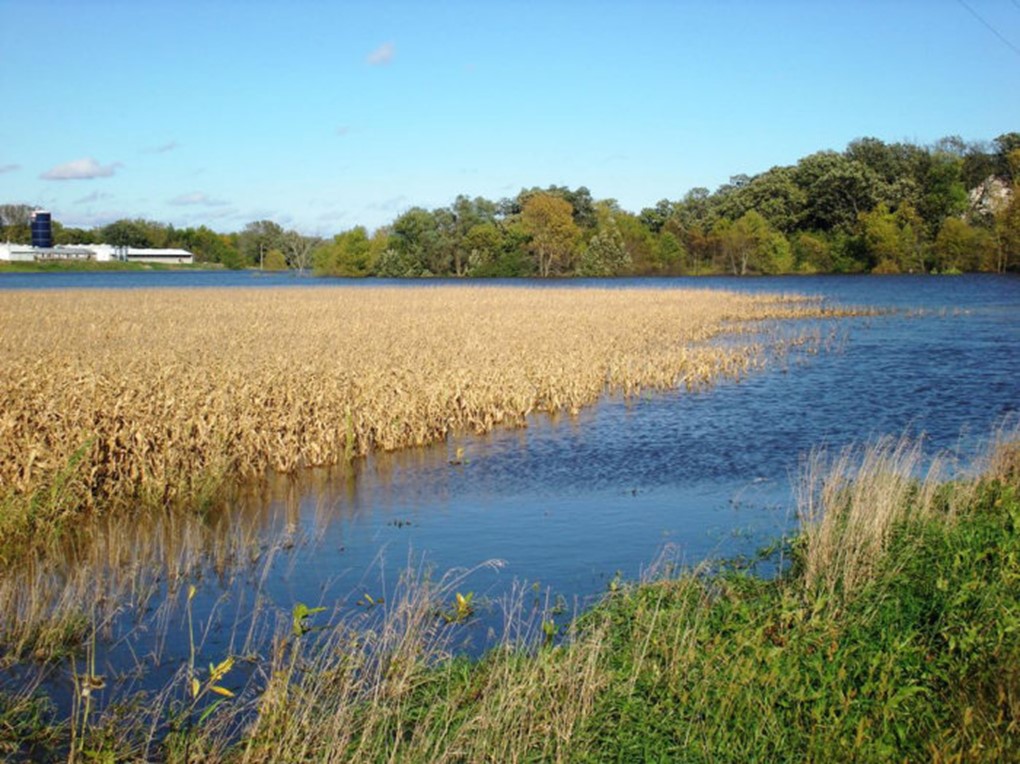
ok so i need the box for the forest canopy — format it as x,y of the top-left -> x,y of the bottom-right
3,133 -> 1018,276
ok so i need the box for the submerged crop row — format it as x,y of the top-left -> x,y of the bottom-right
0,286 -> 855,554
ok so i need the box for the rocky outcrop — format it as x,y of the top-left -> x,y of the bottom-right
968,175 -> 1013,217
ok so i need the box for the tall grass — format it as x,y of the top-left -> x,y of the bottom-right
794,435 -> 947,602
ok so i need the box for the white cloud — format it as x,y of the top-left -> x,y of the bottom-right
335,125 -> 351,136
168,191 -> 229,207
41,158 -> 121,180
0,163 -> 20,174
366,42 -> 395,66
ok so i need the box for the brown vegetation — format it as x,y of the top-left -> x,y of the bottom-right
0,286 -> 854,553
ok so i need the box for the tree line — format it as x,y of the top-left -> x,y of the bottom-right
2,133 -> 1018,276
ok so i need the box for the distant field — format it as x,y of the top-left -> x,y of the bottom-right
0,286 -> 851,549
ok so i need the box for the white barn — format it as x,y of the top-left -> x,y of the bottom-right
0,243 -> 194,264
123,247 -> 194,264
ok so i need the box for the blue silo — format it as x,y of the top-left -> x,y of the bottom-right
31,210 -> 53,248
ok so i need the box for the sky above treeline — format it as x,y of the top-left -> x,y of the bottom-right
2,0 -> 1018,236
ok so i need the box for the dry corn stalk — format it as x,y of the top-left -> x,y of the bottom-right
0,286 -> 853,519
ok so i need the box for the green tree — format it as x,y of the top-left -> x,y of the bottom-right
639,199 -> 676,234
262,248 -> 288,271
716,167 -> 805,234
556,185 -> 597,231
713,218 -> 747,275
177,225 -> 240,266
655,230 -> 687,273
449,195 -> 498,276
314,226 -> 376,276
520,193 -> 580,277
489,222 -> 535,277
0,204 -> 34,243
859,203 -> 926,273
792,231 -> 834,273
749,167 -> 806,234
683,222 -> 714,274
390,207 -> 452,276
239,220 -> 285,268
933,218 -> 992,272
579,216 -> 630,276
374,247 -> 423,278
992,161 -> 1020,272
995,133 -> 1020,182
846,137 -> 901,184
516,186 -> 596,233
102,219 -> 167,248
673,187 -> 714,231
53,224 -> 97,245
714,211 -> 792,275
795,152 -> 883,232
613,210 -> 656,273
917,151 -> 967,234
462,222 -> 505,276
961,139 -> 999,189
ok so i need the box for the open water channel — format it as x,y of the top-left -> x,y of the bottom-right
2,272 -> 1018,710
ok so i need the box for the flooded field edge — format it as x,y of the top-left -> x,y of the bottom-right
1,275 -> 1018,759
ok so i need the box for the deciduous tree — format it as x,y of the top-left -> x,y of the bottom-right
282,230 -> 320,273
714,211 -> 791,275
0,203 -> 33,243
579,216 -> 629,276
795,152 -> 883,232
239,220 -> 285,268
520,193 -> 580,277
933,218 -> 992,272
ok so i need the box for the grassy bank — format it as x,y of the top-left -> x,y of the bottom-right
3,431 -> 1017,761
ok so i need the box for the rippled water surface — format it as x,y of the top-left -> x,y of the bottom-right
4,273 -> 1018,699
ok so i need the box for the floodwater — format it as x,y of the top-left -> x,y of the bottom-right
2,273 -> 1018,711
246,275 -> 1018,612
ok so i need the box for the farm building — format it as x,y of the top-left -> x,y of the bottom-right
0,243 -> 96,261
2,210 -> 194,264
123,247 -> 194,264
0,242 -> 194,264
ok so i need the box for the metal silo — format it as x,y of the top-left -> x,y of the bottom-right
31,210 -> 53,248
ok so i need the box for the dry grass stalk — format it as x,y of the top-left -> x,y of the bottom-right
795,435 -> 951,602
983,417 -> 1020,484
0,286 -> 855,545
0,495 -> 272,663
230,558 -> 611,764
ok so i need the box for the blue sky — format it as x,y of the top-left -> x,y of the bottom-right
1,0 -> 1018,236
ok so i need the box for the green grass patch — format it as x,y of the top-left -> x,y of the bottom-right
0,691 -> 63,761
574,482 -> 1020,762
